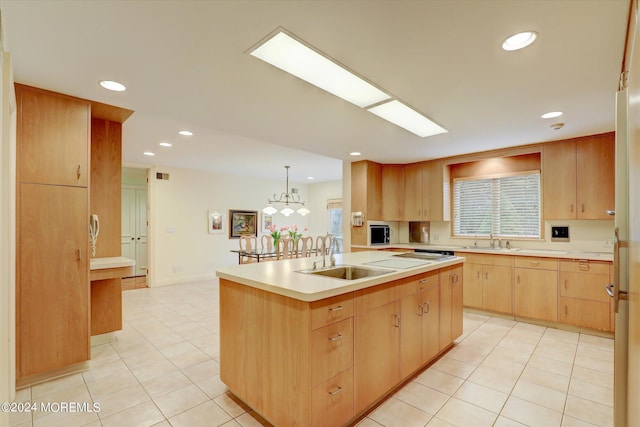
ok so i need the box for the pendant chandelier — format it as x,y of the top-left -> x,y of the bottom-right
263,166 -> 310,217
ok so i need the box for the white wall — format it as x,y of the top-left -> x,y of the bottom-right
146,165 -> 344,287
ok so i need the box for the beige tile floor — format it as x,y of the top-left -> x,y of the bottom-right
9,280 -> 614,427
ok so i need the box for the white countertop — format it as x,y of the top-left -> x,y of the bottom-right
216,251 -> 464,302
90,257 -> 136,270
352,243 -> 613,262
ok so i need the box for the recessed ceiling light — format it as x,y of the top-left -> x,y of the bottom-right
502,31 -> 538,51
350,152 -> 362,156
249,30 -> 390,108
99,80 -> 126,92
541,111 -> 563,119
307,176 -> 315,180
159,142 -> 172,147
178,130 -> 193,136
367,100 -> 448,138
143,152 -> 155,156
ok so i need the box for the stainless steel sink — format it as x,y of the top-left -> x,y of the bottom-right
297,265 -> 394,280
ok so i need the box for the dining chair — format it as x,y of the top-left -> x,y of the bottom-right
315,236 -> 327,256
238,235 -> 258,264
298,236 -> 314,258
261,234 -> 274,252
277,236 -> 295,260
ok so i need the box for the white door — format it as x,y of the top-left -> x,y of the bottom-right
134,188 -> 148,276
613,4 -> 640,423
121,188 -> 135,261
121,187 -> 147,277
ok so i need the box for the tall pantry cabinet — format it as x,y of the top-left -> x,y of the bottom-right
16,84 -> 91,384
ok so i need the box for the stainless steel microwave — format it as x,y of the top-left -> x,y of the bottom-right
369,224 -> 390,245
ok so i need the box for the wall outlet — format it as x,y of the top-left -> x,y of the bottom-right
173,265 -> 183,273
603,240 -> 614,249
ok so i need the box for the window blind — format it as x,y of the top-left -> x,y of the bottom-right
453,172 -> 540,238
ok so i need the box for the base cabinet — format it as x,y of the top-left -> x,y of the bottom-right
514,257 -> 558,322
458,253 -> 513,315
559,259 -> 612,331
220,263 -> 463,427
18,184 -> 89,380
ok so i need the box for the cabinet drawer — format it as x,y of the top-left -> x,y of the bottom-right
559,259 -> 610,275
356,280 -> 401,313
455,252 -> 513,266
514,256 -> 558,271
311,368 -> 354,427
311,318 -> 353,386
399,270 -> 439,298
311,293 -> 354,330
559,297 -> 611,331
559,272 -> 610,302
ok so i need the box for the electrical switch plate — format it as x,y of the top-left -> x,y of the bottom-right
551,226 -> 570,242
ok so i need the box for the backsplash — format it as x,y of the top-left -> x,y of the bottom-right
397,220 -> 614,253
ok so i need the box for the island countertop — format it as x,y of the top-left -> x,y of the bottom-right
216,251 -> 464,302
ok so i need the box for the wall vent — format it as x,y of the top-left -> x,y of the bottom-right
156,172 -> 170,180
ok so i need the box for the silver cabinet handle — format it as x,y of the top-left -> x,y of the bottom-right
423,302 -> 430,314
606,283 -> 615,298
328,333 -> 343,342
77,249 -> 82,260
392,314 -> 400,328
77,164 -> 81,180
329,305 -> 343,312
419,278 -> 430,284
328,386 -> 343,396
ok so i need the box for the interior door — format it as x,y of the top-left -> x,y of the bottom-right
625,27 -> 640,424
121,188 -> 135,260
135,188 -> 148,276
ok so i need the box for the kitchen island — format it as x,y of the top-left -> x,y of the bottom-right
216,251 -> 464,427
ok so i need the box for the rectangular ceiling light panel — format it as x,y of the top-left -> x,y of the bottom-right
367,100 -> 448,138
250,31 -> 390,108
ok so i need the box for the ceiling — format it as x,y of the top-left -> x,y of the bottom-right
0,0 -> 629,184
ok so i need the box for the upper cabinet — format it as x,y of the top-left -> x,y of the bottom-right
381,165 -> 404,221
17,84 -> 90,187
351,161 -> 382,245
543,133 -> 614,220
403,160 -> 450,222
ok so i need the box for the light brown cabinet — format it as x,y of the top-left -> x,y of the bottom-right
440,264 -> 463,349
399,271 -> 439,379
559,259 -> 612,331
381,164 -> 405,221
17,85 -> 90,187
458,253 -> 513,315
514,257 -> 558,322
18,184 -> 89,380
16,85 -> 91,385
220,263 -> 464,426
403,160 -> 450,222
543,134 -> 614,220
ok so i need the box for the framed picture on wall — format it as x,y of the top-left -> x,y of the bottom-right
208,210 -> 224,234
229,210 -> 258,238
262,213 -> 273,233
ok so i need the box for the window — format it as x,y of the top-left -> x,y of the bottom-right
327,198 -> 343,253
453,171 -> 541,238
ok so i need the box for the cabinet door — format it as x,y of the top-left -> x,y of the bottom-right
514,268 -> 558,322
463,262 -> 483,308
18,85 -> 90,187
543,141 -> 577,220
421,284 -> 440,362
482,265 -> 513,314
400,293 -> 423,379
355,301 -> 400,413
576,135 -> 615,219
18,183 -> 89,378
559,297 -> 610,331
382,165 -> 405,221
403,163 -> 423,221
560,271 -> 610,302
422,161 -> 445,221
439,266 -> 462,350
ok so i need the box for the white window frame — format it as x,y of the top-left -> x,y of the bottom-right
453,170 -> 541,239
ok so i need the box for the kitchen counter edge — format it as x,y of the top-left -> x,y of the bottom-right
216,251 -> 464,302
